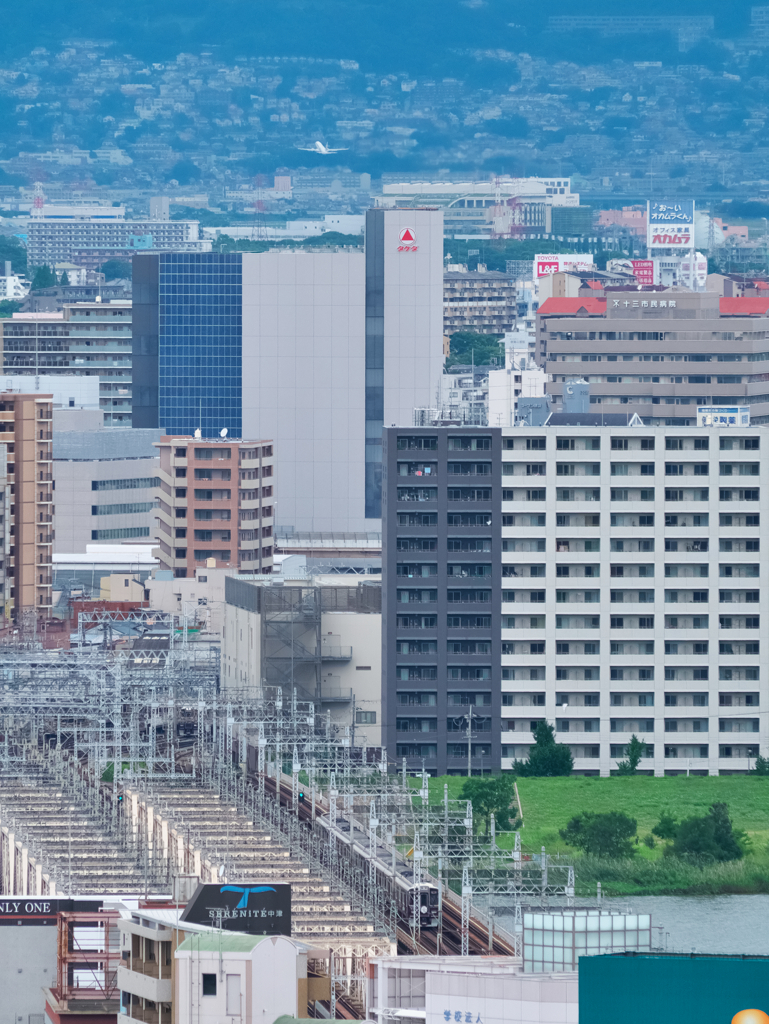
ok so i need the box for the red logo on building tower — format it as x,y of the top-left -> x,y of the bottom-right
398,227 -> 418,252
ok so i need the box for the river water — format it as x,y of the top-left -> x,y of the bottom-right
495,895 -> 769,956
603,895 -> 769,955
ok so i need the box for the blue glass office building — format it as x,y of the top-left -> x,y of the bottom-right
133,252 -> 243,438
132,215 -> 444,532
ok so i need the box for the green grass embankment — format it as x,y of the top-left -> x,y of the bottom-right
413,774 -> 769,895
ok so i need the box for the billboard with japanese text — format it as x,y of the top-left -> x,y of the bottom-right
647,200 -> 695,248
608,297 -> 678,311
631,260 -> 655,285
697,406 -> 750,427
535,253 -> 595,277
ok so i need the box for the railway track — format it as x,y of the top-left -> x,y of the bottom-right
397,896 -> 519,957
258,769 -> 519,959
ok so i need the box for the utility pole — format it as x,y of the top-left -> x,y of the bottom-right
467,703 -> 473,778
68,803 -> 73,895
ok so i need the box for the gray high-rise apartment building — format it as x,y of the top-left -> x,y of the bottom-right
382,426 -> 503,776
383,422 -> 768,777
133,208 -> 444,532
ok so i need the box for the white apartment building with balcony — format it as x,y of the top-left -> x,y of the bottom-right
499,424 -> 766,776
1,302 -> 133,425
382,422 -> 768,776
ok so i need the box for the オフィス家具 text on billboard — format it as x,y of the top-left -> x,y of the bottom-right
647,200 -> 695,248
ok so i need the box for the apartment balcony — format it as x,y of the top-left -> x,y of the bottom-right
120,1011 -> 160,1024
69,332 -> 132,341
319,676 -> 353,702
566,746 -> 601,759
238,537 -> 261,550
117,964 -> 172,1000
118,958 -> 171,983
154,507 -> 176,529
320,646 -> 353,661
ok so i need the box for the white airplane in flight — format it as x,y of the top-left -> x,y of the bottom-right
297,140 -> 349,154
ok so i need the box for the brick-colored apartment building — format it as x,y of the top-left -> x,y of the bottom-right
154,436 -> 274,578
0,391 -> 54,623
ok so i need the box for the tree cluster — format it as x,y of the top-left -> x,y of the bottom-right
559,801 -> 746,862
0,299 -> 22,319
459,775 -> 519,836
100,259 -> 133,281
0,234 -> 27,275
30,265 -> 56,290
615,734 -> 647,775
560,810 -> 638,858
446,330 -> 504,369
512,720 -> 573,777
653,802 -> 746,862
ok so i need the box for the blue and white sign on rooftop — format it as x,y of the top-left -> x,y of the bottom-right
649,200 -> 694,224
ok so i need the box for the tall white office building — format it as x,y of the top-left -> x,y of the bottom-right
133,209 -> 445,533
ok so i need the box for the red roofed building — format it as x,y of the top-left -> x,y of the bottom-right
720,297 -> 769,316
537,297 -> 607,316
537,290 -> 769,423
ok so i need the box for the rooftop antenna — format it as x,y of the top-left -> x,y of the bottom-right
220,427 -> 228,438
32,181 -> 44,219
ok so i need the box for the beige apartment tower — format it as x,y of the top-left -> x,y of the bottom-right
154,436 -> 274,578
0,391 -> 54,623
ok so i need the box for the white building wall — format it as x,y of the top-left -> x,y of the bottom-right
370,956 -> 578,1024
500,424 -> 768,776
426,970 -> 578,1024
3,373 -> 100,408
222,601 -> 262,689
381,209 -> 445,436
53,455 -> 159,553
175,939 -> 300,1024
239,216 -> 442,532
240,251 -> 367,532
0,273 -> 29,299
0,919 -> 58,1023
488,366 -> 548,428
145,567 -> 236,634
322,608 -> 382,746
221,588 -> 382,744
